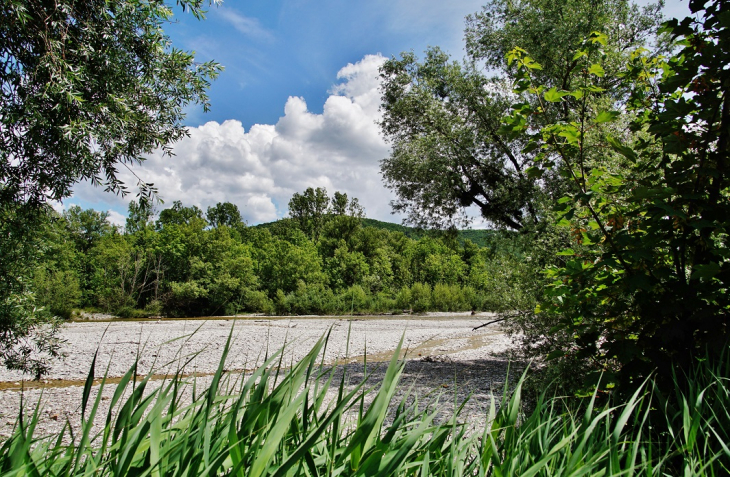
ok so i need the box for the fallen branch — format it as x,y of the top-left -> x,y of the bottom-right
472,313 -> 525,331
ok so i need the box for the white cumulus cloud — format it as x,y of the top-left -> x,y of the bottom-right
71,54 -> 395,225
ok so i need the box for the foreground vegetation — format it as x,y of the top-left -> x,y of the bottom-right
3,336 -> 729,476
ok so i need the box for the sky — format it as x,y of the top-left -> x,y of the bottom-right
67,0 -> 689,227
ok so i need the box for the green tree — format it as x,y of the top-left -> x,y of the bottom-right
33,214 -> 83,319
0,206 -> 63,376
288,187 -> 331,241
126,200 -> 154,235
288,187 -> 366,242
157,201 -> 207,229
505,0 -> 730,390
0,0 -> 221,207
64,206 -> 115,253
379,0 -> 663,231
206,202 -> 243,229
0,0 -> 219,375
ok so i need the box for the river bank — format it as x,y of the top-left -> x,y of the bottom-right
0,314 -> 517,440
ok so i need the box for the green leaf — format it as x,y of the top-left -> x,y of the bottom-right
544,87 -> 567,102
691,263 -> 721,280
595,110 -> 620,124
607,136 -> 637,162
588,64 -> 605,77
568,89 -> 584,100
521,140 -> 540,154
558,126 -> 581,146
589,32 -> 608,46
546,350 -> 565,360
525,166 -> 544,179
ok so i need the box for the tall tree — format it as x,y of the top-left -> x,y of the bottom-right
157,201 -> 207,229
504,0 -> 729,389
126,200 -> 154,235
379,0 -> 663,231
0,0 -> 219,375
288,187 -> 331,241
63,206 -> 115,253
206,202 -> 243,228
0,0 -> 221,207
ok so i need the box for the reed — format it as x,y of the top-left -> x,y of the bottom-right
1,332 -> 728,476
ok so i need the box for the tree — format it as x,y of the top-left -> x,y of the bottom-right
206,202 -> 243,228
0,0 -> 221,207
505,0 -> 729,390
0,206 -> 63,377
126,200 -> 154,235
63,206 -> 115,253
287,188 -> 365,242
157,201 -> 207,229
288,187 -> 331,241
379,0 -> 663,231
0,0 -> 220,375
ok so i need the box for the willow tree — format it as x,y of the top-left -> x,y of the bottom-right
379,0 -> 664,232
0,0 -> 220,375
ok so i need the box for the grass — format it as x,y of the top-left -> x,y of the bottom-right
1,331 -> 728,476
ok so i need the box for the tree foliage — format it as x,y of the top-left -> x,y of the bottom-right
0,0 -> 220,374
207,201 -> 243,228
288,187 -> 364,241
0,0 -> 221,207
18,190 -> 531,324
504,0 -> 730,389
379,0 -> 663,231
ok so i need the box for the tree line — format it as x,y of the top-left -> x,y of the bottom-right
28,188 -> 529,321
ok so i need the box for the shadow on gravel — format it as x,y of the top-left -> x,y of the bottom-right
318,356 -> 524,428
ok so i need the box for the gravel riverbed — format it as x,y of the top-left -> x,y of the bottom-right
0,313 -> 519,439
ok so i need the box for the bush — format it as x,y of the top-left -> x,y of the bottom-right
340,284 -> 369,313
410,282 -> 431,312
274,289 -> 290,315
243,289 -> 274,314
115,306 -> 150,319
371,291 -> 397,313
394,286 -> 412,310
431,283 -> 467,312
33,269 -> 81,320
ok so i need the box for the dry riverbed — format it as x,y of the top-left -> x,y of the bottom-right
0,313 -> 518,439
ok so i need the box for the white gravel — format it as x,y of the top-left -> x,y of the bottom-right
0,313 -> 518,439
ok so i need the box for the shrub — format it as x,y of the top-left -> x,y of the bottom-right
410,282 -> 432,312
394,286 -> 412,310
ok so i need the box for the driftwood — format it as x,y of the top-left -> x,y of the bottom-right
472,312 -> 528,331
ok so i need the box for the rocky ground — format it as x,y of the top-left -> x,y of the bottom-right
0,313 -> 519,440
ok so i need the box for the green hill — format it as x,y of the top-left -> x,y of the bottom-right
256,217 -> 498,247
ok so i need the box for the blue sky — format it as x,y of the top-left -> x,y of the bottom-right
170,0 -> 488,129
69,0 -> 688,226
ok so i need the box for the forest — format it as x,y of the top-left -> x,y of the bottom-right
25,188 -> 525,319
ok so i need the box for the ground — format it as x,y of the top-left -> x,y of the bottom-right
0,313 -> 518,439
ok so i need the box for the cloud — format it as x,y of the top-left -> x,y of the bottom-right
107,210 -> 127,227
71,54 -> 395,225
216,8 -> 274,42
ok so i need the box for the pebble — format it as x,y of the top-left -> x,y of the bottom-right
0,313 -> 517,438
